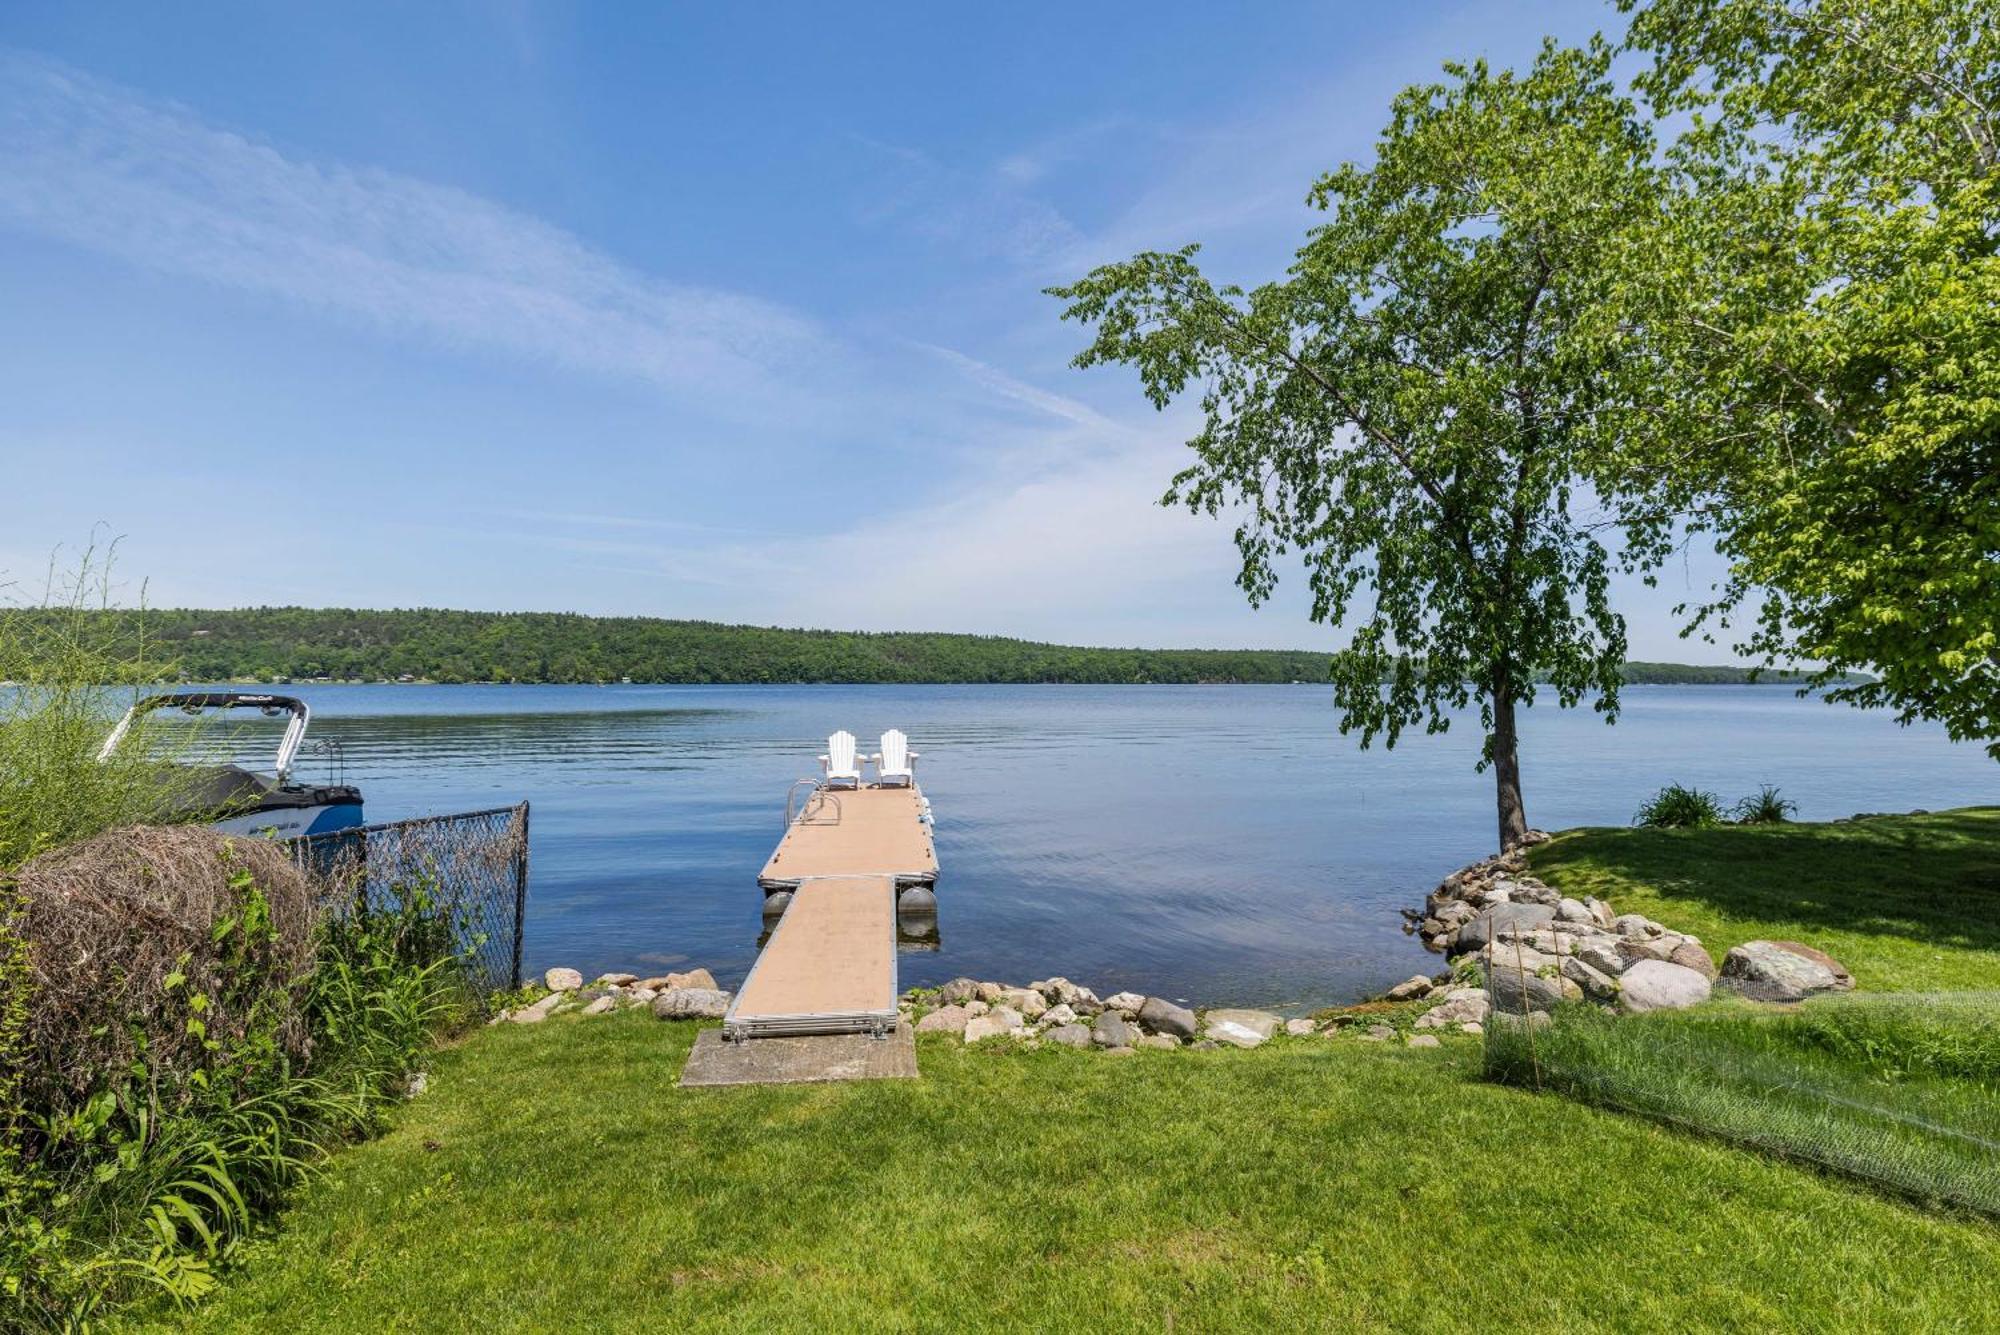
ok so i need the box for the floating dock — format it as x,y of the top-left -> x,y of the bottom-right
723,785 -> 938,1042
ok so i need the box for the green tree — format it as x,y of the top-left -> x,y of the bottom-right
1052,41 -> 1657,848
1611,0 -> 1999,753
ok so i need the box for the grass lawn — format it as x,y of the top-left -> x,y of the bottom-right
1487,992 -> 2000,1216
1529,807 -> 2000,991
141,1015 -> 2000,1333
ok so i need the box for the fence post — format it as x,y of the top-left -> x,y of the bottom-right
510,801 -> 530,991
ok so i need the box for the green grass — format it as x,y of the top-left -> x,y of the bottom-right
1487,993 -> 2000,1216
1529,807 -> 2000,991
135,1015 -> 2000,1333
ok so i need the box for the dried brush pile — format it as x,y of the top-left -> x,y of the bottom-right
11,824 -> 325,1114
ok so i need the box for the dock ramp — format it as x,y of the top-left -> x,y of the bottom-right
724,875 -> 898,1039
723,784 -> 938,1042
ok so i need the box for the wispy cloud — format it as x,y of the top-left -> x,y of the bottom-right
851,136 -> 1084,268
0,47 -> 828,402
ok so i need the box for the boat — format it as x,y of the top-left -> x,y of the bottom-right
97,692 -> 365,839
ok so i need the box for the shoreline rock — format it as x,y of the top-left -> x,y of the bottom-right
1398,842 -> 1851,1030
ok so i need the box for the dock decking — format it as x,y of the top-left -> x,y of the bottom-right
756,785 -> 937,890
724,784 -> 937,1042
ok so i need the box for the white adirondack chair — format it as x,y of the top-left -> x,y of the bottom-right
818,730 -> 862,789
874,729 -> 918,787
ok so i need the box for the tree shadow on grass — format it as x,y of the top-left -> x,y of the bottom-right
1530,808 -> 2000,955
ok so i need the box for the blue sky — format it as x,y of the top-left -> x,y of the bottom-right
0,1 -> 1733,655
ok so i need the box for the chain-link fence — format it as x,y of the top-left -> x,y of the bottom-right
292,802 -> 530,993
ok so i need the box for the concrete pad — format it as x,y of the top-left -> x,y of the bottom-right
678,1024 -> 918,1088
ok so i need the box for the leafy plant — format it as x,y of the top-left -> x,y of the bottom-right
1633,783 -> 1726,828
1733,785 -> 1797,825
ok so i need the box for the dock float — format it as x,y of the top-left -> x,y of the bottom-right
723,784 -> 938,1042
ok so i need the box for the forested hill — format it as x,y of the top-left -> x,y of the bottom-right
98,608 -> 1817,686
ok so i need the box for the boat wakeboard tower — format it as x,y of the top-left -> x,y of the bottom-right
97,692 -> 364,839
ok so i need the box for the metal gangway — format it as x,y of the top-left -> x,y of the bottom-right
721,783 -> 938,1041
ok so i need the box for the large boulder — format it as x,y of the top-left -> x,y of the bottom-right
1486,964 -> 1578,1015
666,968 -> 718,991
1452,902 -> 1556,952
915,1004 -> 971,1035
1092,1011 -> 1136,1049
544,967 -> 583,992
1036,977 -> 1085,1007
1202,1009 -> 1281,1041
510,992 -> 565,1024
1383,975 -> 1433,1002
1718,941 -> 1854,1002
963,1014 -> 1017,1043
935,977 -> 980,1005
1204,1018 -> 1268,1049
1043,1023 -> 1092,1049
650,987 -> 732,1020
1575,938 -> 1628,978
1413,988 -> 1490,1030
1000,988 -> 1049,1019
1616,936 -> 1678,965
1137,996 -> 1198,1040
1101,991 -> 1146,1015
1560,956 -> 1620,1003
1668,941 -> 1718,980
1618,960 -> 1712,1013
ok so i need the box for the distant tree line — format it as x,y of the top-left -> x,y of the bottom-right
44,607 -> 1820,688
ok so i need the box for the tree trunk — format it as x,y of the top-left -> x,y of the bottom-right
1490,668 -> 1530,851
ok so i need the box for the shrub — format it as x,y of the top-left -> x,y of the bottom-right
11,826 -> 321,1116
1633,783 -> 1726,828
1733,784 -> 1797,825
1,832 -> 477,1326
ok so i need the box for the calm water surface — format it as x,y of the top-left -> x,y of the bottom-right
256,684 -> 1994,1010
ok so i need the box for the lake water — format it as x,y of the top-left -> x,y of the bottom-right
252,684 -> 1992,1010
